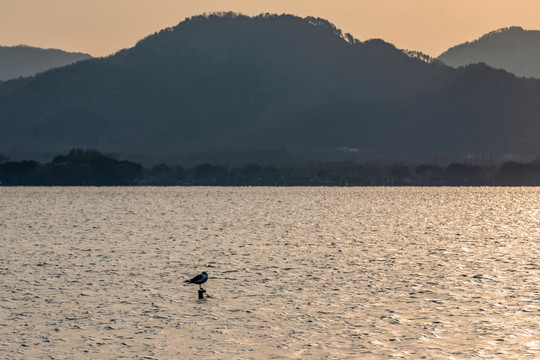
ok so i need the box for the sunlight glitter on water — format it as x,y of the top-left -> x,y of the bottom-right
0,187 -> 539,359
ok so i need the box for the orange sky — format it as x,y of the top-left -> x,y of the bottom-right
1,0 -> 539,57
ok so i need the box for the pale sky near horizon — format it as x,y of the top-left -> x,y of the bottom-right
1,0 -> 539,57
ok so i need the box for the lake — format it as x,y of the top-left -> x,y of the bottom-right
1,187 -> 538,359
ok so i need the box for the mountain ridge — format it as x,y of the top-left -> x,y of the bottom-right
0,45 -> 92,81
1,14 -> 540,165
438,26 -> 540,79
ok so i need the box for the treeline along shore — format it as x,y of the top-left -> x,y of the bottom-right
2,149 -> 540,186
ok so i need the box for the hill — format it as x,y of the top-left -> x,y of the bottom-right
0,45 -> 92,81
438,27 -> 540,79
1,13 -> 540,165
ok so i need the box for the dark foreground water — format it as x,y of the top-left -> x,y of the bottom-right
1,187 -> 538,359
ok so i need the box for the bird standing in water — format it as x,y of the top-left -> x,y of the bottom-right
185,271 -> 208,289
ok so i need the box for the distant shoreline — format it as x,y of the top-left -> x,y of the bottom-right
2,149 -> 540,187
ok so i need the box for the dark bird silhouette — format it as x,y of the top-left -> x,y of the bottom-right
185,271 -> 208,289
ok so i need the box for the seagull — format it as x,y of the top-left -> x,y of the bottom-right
185,271 -> 208,289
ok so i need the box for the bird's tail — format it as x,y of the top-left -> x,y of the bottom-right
185,280 -> 190,283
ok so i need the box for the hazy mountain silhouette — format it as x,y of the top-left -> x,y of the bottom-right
438,27 -> 540,79
0,45 -> 92,81
1,13 -> 540,165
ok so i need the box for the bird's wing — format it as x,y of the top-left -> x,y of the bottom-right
188,274 -> 203,283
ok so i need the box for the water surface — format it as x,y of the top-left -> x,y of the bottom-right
1,187 -> 538,359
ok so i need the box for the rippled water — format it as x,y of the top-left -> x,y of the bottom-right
0,187 -> 539,359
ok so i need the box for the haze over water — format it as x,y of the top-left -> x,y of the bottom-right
1,187 -> 539,359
